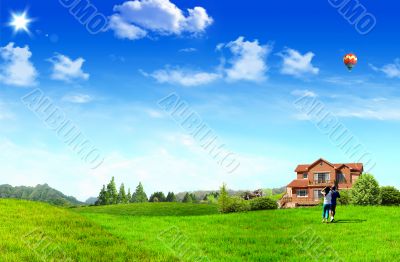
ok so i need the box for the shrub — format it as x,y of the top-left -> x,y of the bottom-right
380,186 -> 400,206
337,189 -> 352,205
218,184 -> 251,213
352,174 -> 381,205
224,197 -> 250,213
206,194 -> 217,204
249,197 -> 278,210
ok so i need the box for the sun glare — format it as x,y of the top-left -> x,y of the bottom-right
9,11 -> 32,33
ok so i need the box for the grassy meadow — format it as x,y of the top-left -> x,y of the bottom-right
1,199 -> 399,261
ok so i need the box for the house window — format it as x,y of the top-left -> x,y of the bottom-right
303,173 -> 308,179
314,190 -> 323,200
337,173 -> 346,183
297,189 -> 308,197
314,172 -> 330,183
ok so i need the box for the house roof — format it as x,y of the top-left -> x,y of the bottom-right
294,158 -> 363,172
287,179 -> 309,188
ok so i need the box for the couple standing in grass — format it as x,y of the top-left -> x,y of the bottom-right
321,186 -> 340,223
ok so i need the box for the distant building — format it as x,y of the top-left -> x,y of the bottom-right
280,158 -> 363,208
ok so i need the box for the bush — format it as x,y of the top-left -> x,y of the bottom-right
380,186 -> 400,206
224,197 -> 250,213
218,184 -> 251,213
206,194 -> 218,204
337,189 -> 352,205
249,197 -> 278,210
352,174 -> 381,205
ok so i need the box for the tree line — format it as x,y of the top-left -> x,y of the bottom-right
95,177 -> 218,205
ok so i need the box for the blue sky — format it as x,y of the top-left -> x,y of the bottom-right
1,0 -> 400,200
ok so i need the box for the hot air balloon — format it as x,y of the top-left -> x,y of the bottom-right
343,53 -> 357,71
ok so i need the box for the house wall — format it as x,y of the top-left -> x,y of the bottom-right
292,187 -> 325,203
296,172 -> 308,180
307,160 -> 336,183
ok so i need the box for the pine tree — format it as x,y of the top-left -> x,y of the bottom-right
190,193 -> 197,203
166,192 -> 177,202
118,183 -> 128,204
149,192 -> 166,202
106,176 -> 118,205
96,185 -> 107,205
182,192 -> 192,203
218,183 -> 230,213
132,182 -> 148,203
127,188 -> 132,203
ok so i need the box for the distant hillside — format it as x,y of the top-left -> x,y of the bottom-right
85,197 -> 98,205
0,184 -> 83,206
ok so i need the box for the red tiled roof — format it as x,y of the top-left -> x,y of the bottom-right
287,179 -> 308,187
295,160 -> 363,173
295,164 -> 309,172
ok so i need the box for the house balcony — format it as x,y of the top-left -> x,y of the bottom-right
309,180 -> 333,186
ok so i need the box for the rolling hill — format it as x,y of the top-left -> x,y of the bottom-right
0,184 -> 83,206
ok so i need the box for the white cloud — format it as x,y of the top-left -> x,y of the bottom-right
62,93 -> 93,104
369,59 -> 400,78
278,48 -> 319,77
291,89 -> 317,98
109,14 -> 147,40
0,42 -> 37,87
143,67 -> 220,87
48,54 -> 89,82
108,0 -> 213,40
145,36 -> 271,86
223,36 -> 271,82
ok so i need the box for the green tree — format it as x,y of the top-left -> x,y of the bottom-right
189,193 -> 198,203
149,192 -> 166,202
380,186 -> 400,205
132,182 -> 148,203
166,192 -> 177,202
182,192 -> 192,203
352,174 -> 381,205
218,183 -> 230,213
127,188 -> 132,203
118,183 -> 128,204
96,185 -> 107,205
106,177 -> 118,204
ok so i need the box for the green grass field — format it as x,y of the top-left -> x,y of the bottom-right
1,199 -> 399,261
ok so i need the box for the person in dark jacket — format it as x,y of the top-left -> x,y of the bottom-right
330,186 -> 340,222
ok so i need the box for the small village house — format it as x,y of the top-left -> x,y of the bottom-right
280,158 -> 363,208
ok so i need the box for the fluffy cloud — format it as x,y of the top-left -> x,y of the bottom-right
108,0 -> 213,40
142,68 -> 220,87
369,59 -> 400,78
62,93 -> 93,104
109,14 -> 147,40
0,42 -> 37,87
278,48 -> 319,77
223,37 -> 271,82
48,54 -> 89,82
145,36 -> 270,86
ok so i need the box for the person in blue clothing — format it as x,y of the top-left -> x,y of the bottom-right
321,186 -> 331,223
330,186 -> 340,222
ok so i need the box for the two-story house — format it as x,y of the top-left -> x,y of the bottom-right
280,158 -> 363,208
